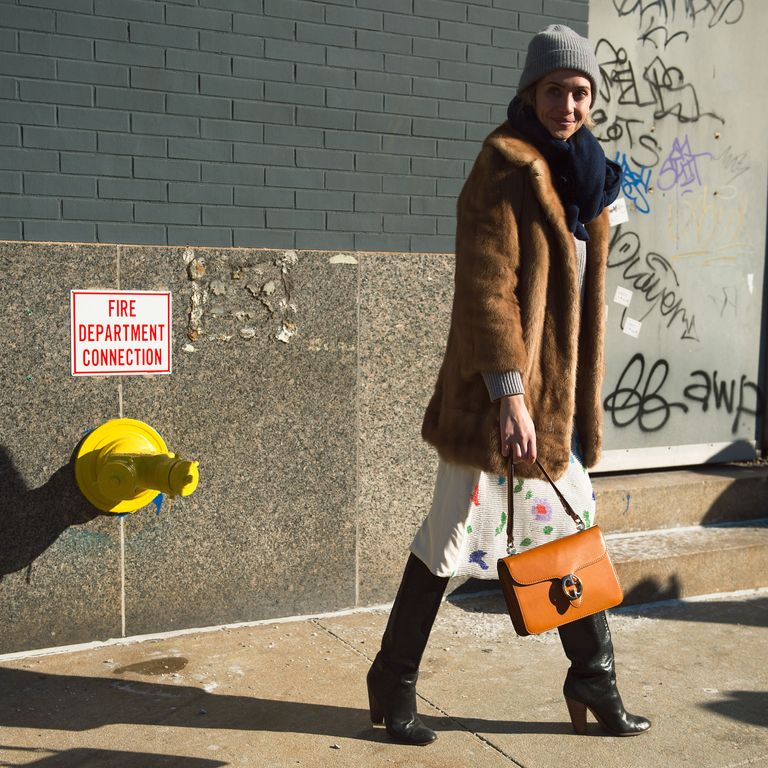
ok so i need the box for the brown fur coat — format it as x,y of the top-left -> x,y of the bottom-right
422,122 -> 610,480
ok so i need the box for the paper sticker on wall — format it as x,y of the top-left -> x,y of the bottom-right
613,286 -> 633,307
747,273 -> 754,294
607,197 -> 629,227
622,317 -> 642,338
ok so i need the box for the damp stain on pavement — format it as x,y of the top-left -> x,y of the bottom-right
113,657 -> 188,676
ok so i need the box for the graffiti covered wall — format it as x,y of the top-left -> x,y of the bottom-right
590,0 -> 766,470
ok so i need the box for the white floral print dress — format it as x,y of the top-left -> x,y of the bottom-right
410,431 -> 596,578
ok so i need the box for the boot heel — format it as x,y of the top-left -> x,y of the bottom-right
565,696 -> 588,735
368,688 -> 384,725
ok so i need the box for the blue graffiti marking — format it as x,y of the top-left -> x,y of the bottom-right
614,151 -> 652,214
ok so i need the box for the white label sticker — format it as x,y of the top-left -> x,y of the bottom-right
613,286 -> 633,307
622,317 -> 642,338
608,196 -> 629,227
747,273 -> 754,294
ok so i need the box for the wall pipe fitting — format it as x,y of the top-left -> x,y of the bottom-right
74,418 -> 199,513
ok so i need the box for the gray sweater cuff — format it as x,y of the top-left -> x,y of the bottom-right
481,370 -> 525,400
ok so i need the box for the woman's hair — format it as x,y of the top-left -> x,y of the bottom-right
517,81 -> 595,130
517,85 -> 536,111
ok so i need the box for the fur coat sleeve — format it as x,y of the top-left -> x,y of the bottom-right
451,143 -> 528,377
422,123 -> 610,480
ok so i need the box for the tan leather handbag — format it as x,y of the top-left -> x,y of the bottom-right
497,458 -> 623,636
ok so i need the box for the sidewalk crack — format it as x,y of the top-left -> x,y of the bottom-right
312,619 -> 529,767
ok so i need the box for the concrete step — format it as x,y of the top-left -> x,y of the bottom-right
607,520 -> 768,605
593,465 -> 768,534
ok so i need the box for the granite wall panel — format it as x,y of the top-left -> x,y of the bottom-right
357,251 -> 453,604
0,242 -> 122,653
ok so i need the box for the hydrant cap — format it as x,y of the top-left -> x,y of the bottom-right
169,460 -> 199,497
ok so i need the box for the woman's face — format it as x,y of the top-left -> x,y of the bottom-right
533,69 -> 592,141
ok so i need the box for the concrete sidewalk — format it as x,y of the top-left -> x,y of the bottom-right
1,589 -> 766,768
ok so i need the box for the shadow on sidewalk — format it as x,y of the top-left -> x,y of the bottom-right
2,664 -> 765,738
450,585 -> 768,629
615,594 -> 768,628
700,691 -> 768,729
0,666 -> 571,739
0,745 -> 226,768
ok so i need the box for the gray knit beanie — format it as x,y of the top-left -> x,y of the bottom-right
517,25 -> 600,102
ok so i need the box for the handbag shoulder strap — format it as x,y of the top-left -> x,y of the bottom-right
506,458 -> 585,552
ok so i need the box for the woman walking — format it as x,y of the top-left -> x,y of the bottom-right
366,25 -> 651,745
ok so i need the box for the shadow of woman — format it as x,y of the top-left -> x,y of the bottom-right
701,690 -> 768,729
0,444 -> 101,580
1,745 -> 227,768
0,666 -> 569,739
616,595 -> 768,628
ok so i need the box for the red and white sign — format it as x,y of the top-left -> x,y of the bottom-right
71,290 -> 172,376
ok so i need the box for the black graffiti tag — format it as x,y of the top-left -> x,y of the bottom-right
638,21 -> 690,50
596,39 -> 655,109
612,0 -> 745,30
608,228 -> 699,341
594,37 -> 722,165
716,144 -> 751,184
604,353 -> 688,432
683,371 -> 762,433
605,354 -> 763,434
592,110 -> 663,169
592,111 -> 644,144
633,133 -> 662,168
643,56 -> 724,124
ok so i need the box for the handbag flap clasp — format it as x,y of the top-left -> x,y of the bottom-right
500,526 -> 607,585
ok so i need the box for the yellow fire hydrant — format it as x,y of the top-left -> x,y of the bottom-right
74,418 -> 199,513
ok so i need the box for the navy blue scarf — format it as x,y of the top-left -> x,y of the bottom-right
506,97 -> 621,241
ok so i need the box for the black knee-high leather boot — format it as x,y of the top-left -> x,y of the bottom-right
558,611 -> 651,736
367,553 -> 449,745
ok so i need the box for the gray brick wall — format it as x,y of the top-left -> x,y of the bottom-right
0,0 -> 588,251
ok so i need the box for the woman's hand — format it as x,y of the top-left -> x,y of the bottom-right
499,394 -> 537,464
